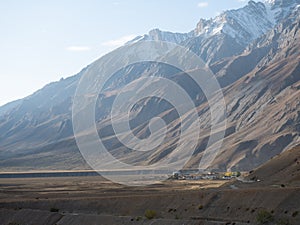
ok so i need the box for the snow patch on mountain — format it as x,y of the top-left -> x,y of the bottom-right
127,1 -> 299,49
194,1 -> 278,45
126,29 -> 193,45
264,0 -> 276,5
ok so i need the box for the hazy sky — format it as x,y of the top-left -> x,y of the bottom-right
0,0 -> 248,106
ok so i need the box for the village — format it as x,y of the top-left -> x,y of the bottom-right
170,170 -> 241,180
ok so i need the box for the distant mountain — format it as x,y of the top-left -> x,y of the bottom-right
129,0 -> 300,63
97,7 -> 300,171
207,7 -> 300,170
127,29 -> 193,45
0,99 -> 23,117
0,1 -> 299,171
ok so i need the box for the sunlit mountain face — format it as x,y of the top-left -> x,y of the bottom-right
0,0 -> 299,172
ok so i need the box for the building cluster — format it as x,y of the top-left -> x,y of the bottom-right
170,170 -> 241,180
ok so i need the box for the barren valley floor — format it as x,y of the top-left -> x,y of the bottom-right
0,175 -> 299,225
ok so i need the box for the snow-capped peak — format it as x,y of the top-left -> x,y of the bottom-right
194,0 -> 299,45
194,1 -> 275,45
264,0 -> 276,5
126,28 -> 193,45
127,0 -> 299,47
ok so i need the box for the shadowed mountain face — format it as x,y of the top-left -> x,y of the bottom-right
246,145 -> 300,186
0,1 -> 299,171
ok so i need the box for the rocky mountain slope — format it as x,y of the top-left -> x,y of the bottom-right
0,1 -> 299,171
246,144 -> 300,186
96,7 -> 300,171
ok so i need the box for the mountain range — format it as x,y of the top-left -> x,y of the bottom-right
0,0 -> 299,172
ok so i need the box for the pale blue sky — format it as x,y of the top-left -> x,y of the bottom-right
0,0 -> 248,106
